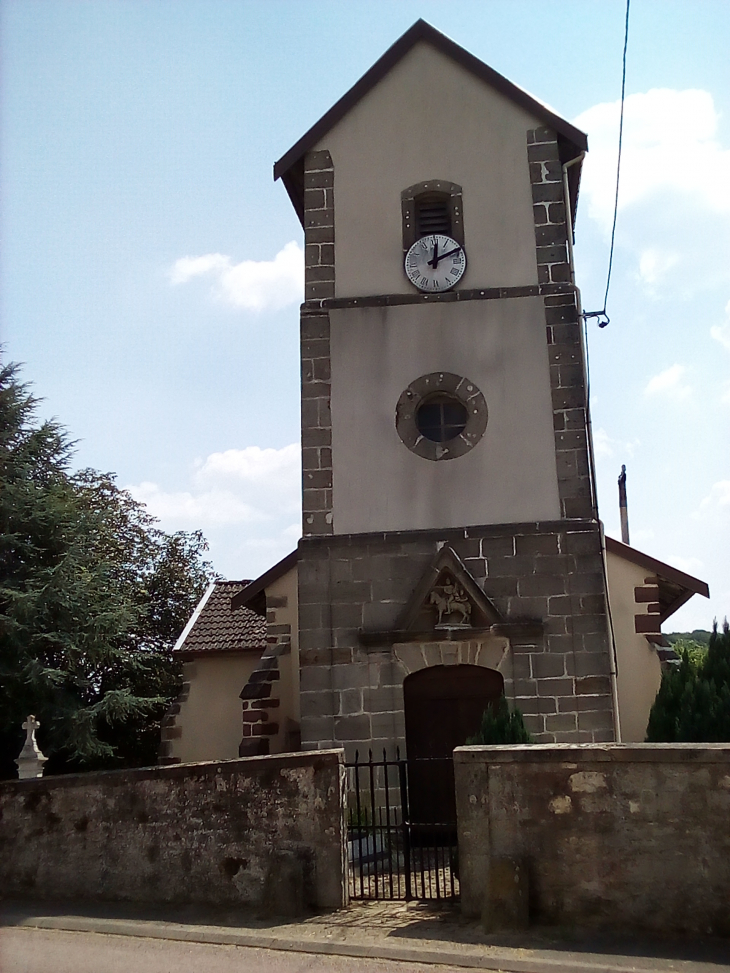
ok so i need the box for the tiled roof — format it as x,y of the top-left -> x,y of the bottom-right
175,580 -> 266,657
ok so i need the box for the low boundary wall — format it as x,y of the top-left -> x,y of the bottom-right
0,750 -> 347,912
455,744 -> 730,936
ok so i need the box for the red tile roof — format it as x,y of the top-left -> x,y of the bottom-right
174,580 -> 266,658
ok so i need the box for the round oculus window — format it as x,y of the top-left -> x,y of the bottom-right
395,372 -> 488,462
415,394 -> 468,443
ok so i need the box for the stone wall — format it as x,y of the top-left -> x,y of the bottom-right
300,307 -> 333,537
298,521 -> 616,755
0,750 -> 347,913
528,125 -> 595,524
455,744 -> 730,936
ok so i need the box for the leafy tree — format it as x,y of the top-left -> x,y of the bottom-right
0,360 -> 215,776
466,695 -> 534,745
667,637 -> 708,668
646,621 -> 730,742
665,630 -> 712,649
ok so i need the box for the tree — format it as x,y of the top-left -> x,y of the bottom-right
466,695 -> 534,745
666,630 -> 712,649
0,360 -> 216,775
646,621 -> 730,742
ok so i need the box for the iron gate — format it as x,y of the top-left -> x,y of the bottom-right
346,749 -> 459,901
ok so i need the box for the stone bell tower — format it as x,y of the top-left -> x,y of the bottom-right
274,20 -> 617,757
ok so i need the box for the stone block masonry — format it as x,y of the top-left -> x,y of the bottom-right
455,744 -> 730,936
0,750 -> 347,912
300,308 -> 333,537
528,125 -> 595,522
300,147 -> 335,540
298,520 -> 616,757
304,150 -> 335,301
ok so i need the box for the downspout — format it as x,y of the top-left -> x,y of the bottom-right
562,153 -> 622,742
600,523 -> 623,743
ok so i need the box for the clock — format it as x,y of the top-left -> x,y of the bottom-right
404,234 -> 467,292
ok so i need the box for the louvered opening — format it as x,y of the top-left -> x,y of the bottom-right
415,192 -> 451,238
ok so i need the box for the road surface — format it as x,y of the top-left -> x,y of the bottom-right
0,926 -> 481,973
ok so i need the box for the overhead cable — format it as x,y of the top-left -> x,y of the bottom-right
583,0 -> 630,329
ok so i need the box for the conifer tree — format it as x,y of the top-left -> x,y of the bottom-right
646,622 -> 730,742
467,695 -> 534,745
0,360 -> 215,774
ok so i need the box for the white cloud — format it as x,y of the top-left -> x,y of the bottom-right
592,427 -> 639,461
644,364 -> 691,400
127,444 -> 301,530
593,428 -> 614,460
636,248 -> 679,289
194,445 -> 301,500
711,299 -> 730,352
132,481 -> 261,526
574,90 -> 730,298
696,480 -> 730,517
169,253 -> 230,284
574,89 -> 730,231
169,241 -> 304,312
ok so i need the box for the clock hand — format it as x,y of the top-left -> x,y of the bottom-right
432,245 -> 462,265
428,239 -> 439,269
426,244 -> 463,270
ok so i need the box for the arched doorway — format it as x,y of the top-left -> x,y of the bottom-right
404,663 -> 504,826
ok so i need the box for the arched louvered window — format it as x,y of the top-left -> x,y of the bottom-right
401,180 -> 464,253
415,192 -> 451,238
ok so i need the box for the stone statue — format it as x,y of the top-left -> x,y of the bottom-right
429,579 -> 472,627
15,715 -> 48,780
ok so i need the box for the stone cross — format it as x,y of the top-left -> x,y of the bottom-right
15,714 -> 48,780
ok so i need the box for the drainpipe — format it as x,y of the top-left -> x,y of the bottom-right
561,154 -> 584,289
563,153 -> 622,742
618,465 -> 630,545
600,522 -> 623,743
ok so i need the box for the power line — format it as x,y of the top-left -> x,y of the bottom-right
583,0 -> 630,330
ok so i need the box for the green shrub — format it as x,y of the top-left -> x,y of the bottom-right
646,621 -> 730,742
466,695 -> 534,745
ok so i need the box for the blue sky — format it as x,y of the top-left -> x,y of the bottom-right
2,0 -> 729,630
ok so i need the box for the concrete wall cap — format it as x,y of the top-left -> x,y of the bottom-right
454,743 -> 730,763
0,748 -> 346,792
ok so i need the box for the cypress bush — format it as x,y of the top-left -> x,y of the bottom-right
646,621 -> 730,742
466,695 -> 534,745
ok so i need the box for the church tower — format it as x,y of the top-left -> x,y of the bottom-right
275,21 -> 617,756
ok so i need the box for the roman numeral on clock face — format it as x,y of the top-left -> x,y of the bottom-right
404,234 -> 467,293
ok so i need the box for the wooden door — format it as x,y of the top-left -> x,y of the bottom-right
404,664 -> 504,826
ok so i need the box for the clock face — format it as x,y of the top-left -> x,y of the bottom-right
404,234 -> 467,292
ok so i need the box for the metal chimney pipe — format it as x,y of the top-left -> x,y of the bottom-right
618,465 -> 630,545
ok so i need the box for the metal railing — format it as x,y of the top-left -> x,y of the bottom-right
346,749 -> 458,902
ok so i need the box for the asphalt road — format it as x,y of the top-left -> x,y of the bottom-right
0,927 -> 478,973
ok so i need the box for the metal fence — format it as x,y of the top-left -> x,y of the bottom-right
346,749 -> 459,902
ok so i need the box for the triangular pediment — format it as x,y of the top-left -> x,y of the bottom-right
395,545 -> 501,634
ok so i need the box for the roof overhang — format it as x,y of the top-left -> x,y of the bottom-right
605,536 -> 710,623
231,549 -> 299,613
274,19 -> 587,227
